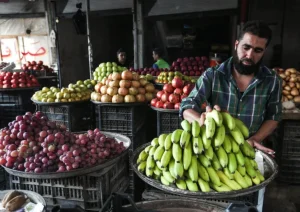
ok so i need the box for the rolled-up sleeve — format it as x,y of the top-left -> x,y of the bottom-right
179,68 -> 214,118
265,75 -> 282,121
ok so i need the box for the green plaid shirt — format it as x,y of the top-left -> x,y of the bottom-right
180,57 -> 282,136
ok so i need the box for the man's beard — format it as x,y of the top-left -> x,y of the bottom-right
233,50 -> 262,75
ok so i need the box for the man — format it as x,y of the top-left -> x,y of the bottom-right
116,48 -> 130,68
152,48 -> 170,69
180,20 -> 281,211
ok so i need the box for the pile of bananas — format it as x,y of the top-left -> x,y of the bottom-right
136,110 -> 265,192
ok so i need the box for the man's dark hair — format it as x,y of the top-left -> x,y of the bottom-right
238,20 -> 272,46
117,48 -> 126,55
153,48 -> 163,57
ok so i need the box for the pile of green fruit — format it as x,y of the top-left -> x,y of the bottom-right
93,62 -> 127,82
156,71 -> 196,84
136,110 -> 265,192
32,79 -> 95,103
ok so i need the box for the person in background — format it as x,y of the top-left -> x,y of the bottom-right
180,20 -> 282,212
116,48 -> 130,68
152,48 -> 170,69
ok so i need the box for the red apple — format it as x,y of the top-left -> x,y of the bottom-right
201,56 -> 208,61
19,83 -> 26,88
183,71 -> 189,76
26,61 -> 31,67
155,101 -> 164,108
174,88 -> 182,95
189,71 -> 195,76
198,61 -> 203,66
180,62 -> 186,67
38,60 -> 43,66
169,94 -> 180,104
26,83 -> 32,87
28,66 -> 33,70
183,57 -> 189,62
192,61 -> 198,66
149,68 -> 154,72
174,66 -> 180,71
181,93 -> 188,100
10,79 -> 17,84
3,84 -> 11,88
188,66 -> 193,71
151,98 -> 159,107
195,71 -> 201,76
172,62 -> 178,67
177,58 -> 182,63
187,61 -> 192,66
189,57 -> 194,61
195,56 -> 201,61
163,102 -> 174,109
156,91 -> 164,100
11,84 -> 18,88
31,61 -> 37,66
161,93 -> 170,102
174,103 -> 180,110
193,66 -> 198,71
156,72 -> 160,76
163,84 -> 174,93
18,78 -> 25,83
171,77 -> 184,89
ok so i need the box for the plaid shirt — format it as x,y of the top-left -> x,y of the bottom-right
180,57 -> 282,136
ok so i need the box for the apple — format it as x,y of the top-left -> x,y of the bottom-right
183,57 -> 189,62
151,98 -> 159,107
11,84 -> 18,88
183,71 -> 189,76
204,61 -> 209,67
169,93 -> 180,104
26,83 -> 32,87
188,66 -> 193,71
174,103 -> 180,110
195,71 -> 201,76
177,58 -> 182,63
174,66 -> 180,71
172,62 -> 178,67
161,93 -> 170,102
28,66 -> 33,70
172,77 -> 183,89
38,60 -> 43,66
183,84 -> 194,94
163,102 -> 174,109
189,71 -> 195,76
31,61 -> 37,66
181,93 -> 188,100
10,79 -> 17,84
189,57 -> 194,61
195,56 -> 201,61
156,72 -> 160,76
156,91 -> 164,99
187,61 -> 192,66
26,61 -> 31,67
198,61 -> 203,66
19,83 -> 26,88
174,88 -> 182,95
18,78 -> 25,83
155,101 -> 164,108
201,56 -> 208,61
3,84 -> 11,88
163,84 -> 174,93
193,66 -> 198,71
180,62 -> 186,67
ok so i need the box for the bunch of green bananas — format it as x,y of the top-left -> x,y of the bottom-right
136,110 -> 265,192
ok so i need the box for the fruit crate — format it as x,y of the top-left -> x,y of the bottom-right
94,103 -> 147,135
0,88 -> 37,105
278,157 -> 300,184
155,109 -> 181,136
142,188 -> 259,206
7,155 -> 129,212
281,120 -> 300,157
36,102 -> 94,132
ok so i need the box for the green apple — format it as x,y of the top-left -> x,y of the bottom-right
99,63 -> 105,68
112,66 -> 117,72
106,62 -> 112,67
101,67 -> 107,72
112,62 -> 117,67
107,67 -> 112,72
95,67 -> 101,72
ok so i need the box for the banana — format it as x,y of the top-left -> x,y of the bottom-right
151,138 -> 159,147
206,167 -> 221,186
154,165 -> 162,176
250,160 -> 259,170
221,112 -> 236,130
149,146 -> 157,158
244,141 -> 256,159
197,162 -> 210,182
138,161 -> 146,173
199,154 -> 211,168
216,146 -> 228,168
163,171 -> 175,183
153,174 -> 160,180
156,161 -> 167,171
169,160 -> 176,179
174,161 -> 184,179
144,145 -> 152,154
252,175 -> 261,185
183,142 -> 192,170
176,179 -> 187,190
186,179 -> 199,191
138,150 -> 148,162
217,170 -> 242,190
228,153 -> 237,174
212,152 -> 222,171
214,125 -> 225,148
161,150 -> 172,168
153,146 -> 165,161
172,143 -> 182,162
237,165 -> 246,176
256,170 -> 265,182
244,174 -> 253,187
204,146 -> 214,161
201,126 -> 212,149
146,155 -> 155,169
206,109 -> 223,127
171,129 -> 183,144
181,120 -> 191,132
146,167 -> 154,177
164,133 -> 172,150
235,118 -> 249,138
235,151 -> 245,167
180,131 -> 191,148
192,137 -> 204,155
198,178 -> 211,192
161,175 -> 170,186
205,117 -> 216,139
223,135 -> 232,153
192,120 -> 201,137
230,135 -> 240,153
244,157 -> 257,178
240,144 -> 251,157
210,182 -> 232,192
224,167 -> 234,180
188,155 -> 199,182
233,171 -> 249,188
158,134 -> 168,147
230,126 -> 245,145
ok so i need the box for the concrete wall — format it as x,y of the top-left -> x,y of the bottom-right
57,14 -> 133,86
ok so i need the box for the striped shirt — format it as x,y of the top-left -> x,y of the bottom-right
180,57 -> 283,136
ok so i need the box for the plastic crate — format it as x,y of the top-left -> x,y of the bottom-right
36,102 -> 94,132
156,110 -> 181,136
94,104 -> 147,135
278,157 -> 300,184
7,156 -> 129,212
281,121 -> 300,157
0,89 -> 36,105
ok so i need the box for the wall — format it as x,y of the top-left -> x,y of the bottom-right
57,14 -> 133,86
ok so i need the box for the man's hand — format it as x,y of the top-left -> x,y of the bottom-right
247,140 -> 275,158
199,105 -> 221,126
